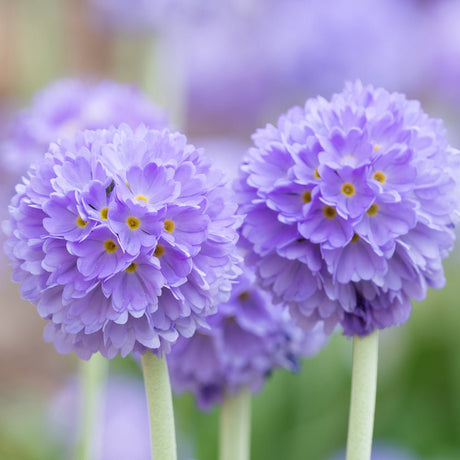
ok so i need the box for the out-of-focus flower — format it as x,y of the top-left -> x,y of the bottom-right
89,0 -> 423,139
49,375 -> 151,460
1,79 -> 168,179
168,264 -> 328,410
422,1 -> 460,105
236,81 -> 459,337
183,0 -> 422,138
4,124 -> 240,359
87,0 -> 237,34
329,442 -> 421,460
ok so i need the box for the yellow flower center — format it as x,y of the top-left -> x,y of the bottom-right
100,207 -> 108,220
374,145 -> 380,152
323,206 -> 337,219
136,195 -> 148,203
104,239 -> 118,253
126,216 -> 140,230
76,216 -> 88,228
154,245 -> 165,257
125,262 -> 138,273
351,233 -> 360,243
164,219 -> 175,233
366,203 -> 379,216
344,154 -> 355,162
301,190 -> 312,203
238,291 -> 250,301
314,168 -> 320,179
341,183 -> 355,197
372,171 -> 386,183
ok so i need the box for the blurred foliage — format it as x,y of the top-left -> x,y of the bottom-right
4,261 -> 460,459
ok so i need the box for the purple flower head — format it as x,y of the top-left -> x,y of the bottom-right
236,81 -> 460,337
4,124 -> 240,359
168,264 -> 328,410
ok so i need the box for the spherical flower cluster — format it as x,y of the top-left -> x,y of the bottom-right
1,79 -> 168,179
236,81 -> 460,337
168,264 -> 328,410
4,124 -> 240,359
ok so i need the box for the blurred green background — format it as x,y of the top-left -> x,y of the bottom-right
2,1 -> 460,459
3,260 -> 460,460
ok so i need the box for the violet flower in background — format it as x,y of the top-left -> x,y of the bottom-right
3,124 -> 240,359
1,79 -> 168,180
86,0 -> 460,146
49,375 -> 151,460
88,0 -> 164,34
168,264 -> 328,410
88,0 -> 242,34
87,0 -> 426,139
236,81 -> 460,337
329,443 -> 421,460
181,0 -> 423,138
84,0 -> 460,145
421,1 -> 460,107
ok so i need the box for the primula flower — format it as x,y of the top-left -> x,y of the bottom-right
236,81 -> 460,337
4,124 -> 240,359
168,264 -> 328,410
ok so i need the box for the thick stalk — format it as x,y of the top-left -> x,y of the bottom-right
75,353 -> 108,460
219,389 -> 251,460
346,330 -> 379,460
141,352 -> 177,460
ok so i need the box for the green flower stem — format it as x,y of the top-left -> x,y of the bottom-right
141,352 -> 177,460
75,353 -> 108,460
346,330 -> 379,460
219,389 -> 251,460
